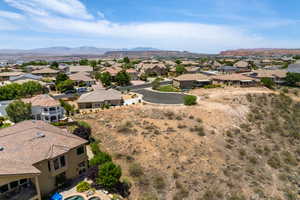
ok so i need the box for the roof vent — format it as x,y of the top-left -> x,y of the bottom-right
37,132 -> 45,138
0,146 -> 4,151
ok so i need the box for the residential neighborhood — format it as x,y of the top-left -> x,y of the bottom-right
0,0 -> 300,199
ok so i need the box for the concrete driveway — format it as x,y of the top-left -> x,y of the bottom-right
135,89 -> 187,104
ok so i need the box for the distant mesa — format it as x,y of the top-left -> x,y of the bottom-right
220,48 -> 300,56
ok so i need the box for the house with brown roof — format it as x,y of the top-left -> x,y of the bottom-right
0,72 -> 24,81
67,66 -> 93,74
136,63 -> 167,76
103,67 -> 123,77
173,74 -> 212,89
69,72 -> 96,87
31,68 -> 59,77
23,94 -> 65,123
247,69 -> 287,84
212,74 -> 257,87
126,68 -> 139,80
77,89 -> 123,109
0,120 -> 88,199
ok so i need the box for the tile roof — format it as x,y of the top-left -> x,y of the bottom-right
77,89 -> 122,103
0,120 -> 87,176
174,73 -> 211,81
23,94 -> 60,107
250,70 -> 287,78
69,66 -> 93,73
0,72 -> 24,77
213,74 -> 255,81
32,68 -> 59,74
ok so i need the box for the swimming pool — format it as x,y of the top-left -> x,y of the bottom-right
64,195 -> 85,200
88,197 -> 101,200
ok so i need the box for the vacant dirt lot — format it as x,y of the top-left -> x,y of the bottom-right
75,87 -> 300,200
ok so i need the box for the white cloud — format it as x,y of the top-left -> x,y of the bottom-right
97,11 -> 105,19
0,10 -> 24,19
3,0 -> 295,53
4,0 -> 93,19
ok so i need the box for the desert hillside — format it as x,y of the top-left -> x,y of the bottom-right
75,88 -> 300,200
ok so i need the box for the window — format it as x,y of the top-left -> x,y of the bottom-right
78,161 -> 85,168
19,179 -> 28,185
76,146 -> 84,155
53,158 -> 59,170
48,161 -> 51,172
60,156 -> 66,167
43,108 -> 48,112
9,181 -> 18,189
0,185 -> 8,193
45,116 -> 49,121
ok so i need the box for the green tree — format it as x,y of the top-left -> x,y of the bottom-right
115,71 -> 131,86
261,78 -> 275,89
0,83 -> 23,100
89,152 -> 112,166
175,65 -> 186,75
285,72 -> 300,86
97,162 -> 122,189
55,73 -> 69,85
59,99 -> 75,116
175,59 -> 182,65
152,78 -> 160,90
6,100 -> 32,123
57,80 -> 75,92
89,60 -> 98,70
184,95 -> 197,106
50,61 -> 59,69
22,81 -> 44,97
123,57 -> 130,64
79,59 -> 89,65
96,72 -> 112,87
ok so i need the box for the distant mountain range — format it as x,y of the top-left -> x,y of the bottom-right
0,46 -> 161,56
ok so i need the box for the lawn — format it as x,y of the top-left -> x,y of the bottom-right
157,85 -> 181,92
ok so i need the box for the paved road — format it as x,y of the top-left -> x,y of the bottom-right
135,89 -> 187,104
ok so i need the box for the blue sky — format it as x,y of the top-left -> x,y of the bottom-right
0,0 -> 300,53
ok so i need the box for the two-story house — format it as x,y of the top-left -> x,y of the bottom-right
0,120 -> 88,200
23,94 -> 65,123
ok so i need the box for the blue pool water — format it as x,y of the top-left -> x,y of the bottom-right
88,197 -> 101,200
64,195 -> 84,200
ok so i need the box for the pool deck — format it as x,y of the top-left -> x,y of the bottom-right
64,192 -> 111,200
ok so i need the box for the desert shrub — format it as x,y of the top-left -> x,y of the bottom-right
203,84 -> 222,89
152,175 -> 165,190
76,181 -> 91,192
129,163 -> 144,177
117,121 -> 134,134
184,95 -> 197,106
281,151 -> 297,166
267,154 -> 281,169
73,121 -> 91,140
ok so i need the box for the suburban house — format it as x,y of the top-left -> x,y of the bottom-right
126,68 -> 139,80
0,72 -> 24,81
288,63 -> 300,74
23,94 -> 65,123
136,63 -> 167,76
173,74 -> 212,89
103,67 -> 122,77
216,66 -> 238,74
9,74 -> 44,85
247,69 -> 287,84
67,66 -> 93,74
212,74 -> 257,87
69,72 -> 96,87
0,120 -> 88,200
181,60 -> 199,66
185,66 -> 201,74
77,89 -> 123,109
31,68 -> 59,77
233,60 -> 250,72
